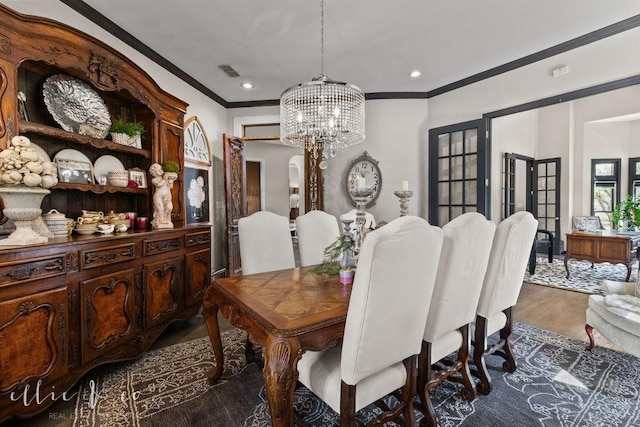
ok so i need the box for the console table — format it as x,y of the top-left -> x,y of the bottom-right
564,231 -> 640,281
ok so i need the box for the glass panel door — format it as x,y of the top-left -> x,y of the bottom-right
533,158 -> 561,255
428,119 -> 487,226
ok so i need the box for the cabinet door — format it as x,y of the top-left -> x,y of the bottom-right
143,257 -> 182,328
80,269 -> 136,364
185,249 -> 211,308
0,288 -> 68,393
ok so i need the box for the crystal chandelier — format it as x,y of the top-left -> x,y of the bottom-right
280,0 -> 365,163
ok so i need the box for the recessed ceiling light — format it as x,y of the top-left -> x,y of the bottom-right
241,82 -> 254,89
409,70 -> 421,78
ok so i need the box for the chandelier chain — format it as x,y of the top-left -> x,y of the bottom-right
320,0 -> 324,76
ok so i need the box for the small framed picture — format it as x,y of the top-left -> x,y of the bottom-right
129,168 -> 147,188
56,158 -> 94,184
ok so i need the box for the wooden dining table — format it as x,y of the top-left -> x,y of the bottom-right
202,266 -> 352,427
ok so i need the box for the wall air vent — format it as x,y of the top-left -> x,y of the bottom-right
218,64 -> 240,78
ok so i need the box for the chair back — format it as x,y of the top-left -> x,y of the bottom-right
296,210 -> 341,267
477,211 -> 538,318
423,212 -> 495,343
341,216 -> 443,385
238,211 -> 295,275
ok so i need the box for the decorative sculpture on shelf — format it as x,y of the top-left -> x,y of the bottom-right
149,161 -> 179,229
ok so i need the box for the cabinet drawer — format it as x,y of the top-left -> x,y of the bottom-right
0,256 -> 65,287
185,230 -> 211,247
143,236 -> 181,257
80,243 -> 136,270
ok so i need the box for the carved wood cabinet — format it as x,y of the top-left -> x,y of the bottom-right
0,228 -> 211,421
0,5 -> 212,421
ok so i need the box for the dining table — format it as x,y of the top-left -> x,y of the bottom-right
202,266 -> 352,427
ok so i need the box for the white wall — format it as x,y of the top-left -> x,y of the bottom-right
491,109 -> 538,219
227,99 -> 429,224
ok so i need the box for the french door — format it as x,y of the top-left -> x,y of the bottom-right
533,158 -> 561,255
428,119 -> 489,225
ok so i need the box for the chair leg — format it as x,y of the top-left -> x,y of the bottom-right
528,242 -> 537,275
340,381 -> 356,427
417,341 -> 437,427
400,357 -> 417,426
473,315 -> 492,395
585,324 -> 596,351
499,308 -> 516,373
458,325 -> 477,402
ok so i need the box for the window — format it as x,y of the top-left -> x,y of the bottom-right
591,158 -> 620,229
629,157 -> 640,200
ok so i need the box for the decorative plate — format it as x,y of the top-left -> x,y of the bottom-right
93,155 -> 125,183
42,74 -> 112,139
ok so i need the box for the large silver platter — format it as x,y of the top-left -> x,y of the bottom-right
42,74 -> 111,139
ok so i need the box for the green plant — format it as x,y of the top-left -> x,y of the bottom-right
109,118 -> 145,136
310,234 -> 355,275
162,160 -> 180,173
612,195 -> 639,229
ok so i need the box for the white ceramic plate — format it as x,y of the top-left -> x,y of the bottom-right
93,155 -> 125,182
30,142 -> 50,162
53,148 -> 91,165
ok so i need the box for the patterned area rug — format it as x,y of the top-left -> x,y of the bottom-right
524,256 -> 638,294
73,324 -> 640,426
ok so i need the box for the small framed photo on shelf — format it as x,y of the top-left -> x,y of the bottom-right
56,158 -> 94,184
129,168 -> 147,188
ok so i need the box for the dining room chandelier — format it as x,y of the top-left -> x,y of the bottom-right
280,0 -> 365,162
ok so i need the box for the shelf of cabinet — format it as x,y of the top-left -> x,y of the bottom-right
18,120 -> 152,159
54,182 -> 148,194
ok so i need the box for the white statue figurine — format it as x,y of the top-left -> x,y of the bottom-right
149,162 -> 178,229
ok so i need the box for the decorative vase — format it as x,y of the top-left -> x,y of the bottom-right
0,186 -> 50,245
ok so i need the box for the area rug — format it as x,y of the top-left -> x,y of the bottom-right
73,324 -> 640,427
524,256 -> 638,295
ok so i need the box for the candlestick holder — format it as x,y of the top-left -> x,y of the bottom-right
349,187 -> 374,254
394,190 -> 414,216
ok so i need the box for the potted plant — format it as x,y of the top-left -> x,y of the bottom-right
311,234 -> 356,283
109,118 -> 145,147
612,195 -> 639,230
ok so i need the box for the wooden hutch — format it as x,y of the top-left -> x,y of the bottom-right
0,5 -> 211,421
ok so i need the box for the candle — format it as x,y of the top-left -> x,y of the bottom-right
357,176 -> 366,189
401,180 -> 409,191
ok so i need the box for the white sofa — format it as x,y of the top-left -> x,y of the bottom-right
585,280 -> 640,357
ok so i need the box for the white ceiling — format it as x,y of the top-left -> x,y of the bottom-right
36,1 -> 640,103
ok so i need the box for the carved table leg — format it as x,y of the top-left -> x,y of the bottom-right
585,324 -> 596,351
563,255 -> 571,279
262,336 -> 301,427
203,301 -> 224,384
625,263 -> 632,282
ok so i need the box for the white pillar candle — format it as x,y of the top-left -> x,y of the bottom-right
357,176 -> 366,189
401,180 -> 409,191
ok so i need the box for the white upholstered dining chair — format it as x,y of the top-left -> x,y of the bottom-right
418,212 -> 495,426
297,216 -> 443,425
237,210 -> 296,365
295,210 -> 341,267
472,211 -> 538,395
238,211 -> 296,275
